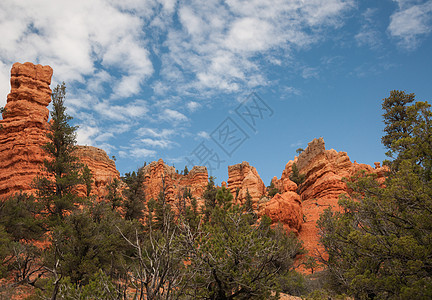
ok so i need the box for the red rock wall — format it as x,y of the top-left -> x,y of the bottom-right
0,62 -> 53,199
272,138 -> 388,267
74,146 -> 120,198
0,62 -> 120,201
142,159 -> 208,206
227,161 -> 266,206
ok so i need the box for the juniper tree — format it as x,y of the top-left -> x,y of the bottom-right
318,90 -> 432,299
180,186 -> 303,299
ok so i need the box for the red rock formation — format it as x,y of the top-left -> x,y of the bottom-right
0,62 -> 53,199
142,159 -> 208,206
227,161 -> 266,207
74,146 -> 120,198
272,138 -> 388,263
0,62 -> 120,201
259,191 -> 303,234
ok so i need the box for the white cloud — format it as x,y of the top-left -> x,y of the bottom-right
197,131 -> 210,139
0,0 -> 357,162
76,125 -> 100,146
290,140 -> 304,148
159,0 -> 354,95
137,128 -> 175,138
0,61 -> 10,107
0,0 -> 153,101
388,0 -> 432,49
187,101 -> 201,112
161,109 -> 189,123
283,86 -> 302,97
140,138 -> 173,148
130,148 -> 157,158
95,100 -> 148,121
355,8 -> 382,49
302,67 -> 319,79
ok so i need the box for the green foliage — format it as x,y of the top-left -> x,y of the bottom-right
34,82 -> 83,221
122,168 -> 146,221
0,225 -> 12,278
318,90 -> 432,299
202,176 -> 218,222
82,165 -> 93,197
268,181 -> 280,197
0,192 -> 45,241
183,165 -> 189,175
243,189 -> 254,213
296,148 -> 304,155
289,163 -> 305,186
181,185 -> 303,299
382,90 -> 432,178
105,178 -> 123,211
46,206 -> 132,286
0,193 -> 46,283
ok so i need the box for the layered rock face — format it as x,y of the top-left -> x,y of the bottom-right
142,159 -> 208,206
259,191 -> 303,234
273,138 -> 388,260
0,62 -> 53,199
74,146 -> 120,198
0,62 -> 119,200
227,161 -> 266,206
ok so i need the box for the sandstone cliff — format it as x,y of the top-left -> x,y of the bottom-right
227,161 -> 266,206
142,159 -> 208,206
273,137 -> 388,264
74,146 -> 120,198
0,62 -> 53,199
0,62 -> 118,200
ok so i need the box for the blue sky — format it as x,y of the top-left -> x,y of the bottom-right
1,0 -> 432,184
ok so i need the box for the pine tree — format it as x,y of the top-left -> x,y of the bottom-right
122,168 -> 146,221
34,82 -> 83,221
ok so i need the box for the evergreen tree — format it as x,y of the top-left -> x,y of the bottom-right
82,165 -> 93,197
105,178 -> 123,211
0,193 -> 46,285
34,82 -> 83,221
318,90 -> 432,299
268,181 -> 280,198
289,163 -> 305,186
181,186 -> 303,299
202,176 -> 218,222
243,189 -> 254,212
122,168 -> 146,221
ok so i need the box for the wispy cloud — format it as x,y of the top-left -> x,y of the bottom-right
140,138 -> 173,149
388,0 -> 432,49
0,0 -> 356,158
197,131 -> 210,139
160,109 -> 189,123
127,148 -> 157,159
187,101 -> 201,112
355,8 -> 382,49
